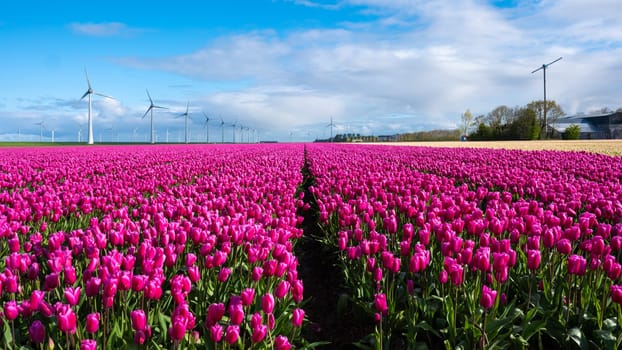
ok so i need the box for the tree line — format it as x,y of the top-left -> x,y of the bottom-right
461,100 -> 565,140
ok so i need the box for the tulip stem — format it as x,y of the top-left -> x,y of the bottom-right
10,320 -> 15,350
527,271 -> 533,310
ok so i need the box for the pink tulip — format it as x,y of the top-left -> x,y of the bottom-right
210,324 -> 223,342
374,293 -> 388,315
64,286 -> 81,306
251,324 -> 268,343
250,312 -> 263,329
4,300 -> 18,320
207,303 -> 225,326
274,335 -> 292,350
57,305 -> 77,334
275,280 -> 290,299
526,250 -> 541,270
229,303 -> 244,325
131,309 -> 147,331
217,267 -> 231,282
292,308 -> 305,327
611,285 -> 622,304
480,285 -> 497,309
86,313 -> 100,333
241,288 -> 255,306
80,339 -> 97,350
29,320 -> 46,343
262,293 -> 275,314
568,254 -> 587,276
134,330 -> 147,345
225,325 -> 240,345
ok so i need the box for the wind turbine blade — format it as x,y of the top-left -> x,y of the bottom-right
84,68 -> 92,89
153,105 -> 168,109
146,89 -> 154,105
548,57 -> 563,66
531,66 -> 544,74
94,92 -> 115,100
142,107 -> 152,119
81,91 -> 90,100
185,101 -> 189,115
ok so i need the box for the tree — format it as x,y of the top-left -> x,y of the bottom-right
460,109 -> 474,136
487,105 -> 513,131
506,108 -> 539,140
564,124 -> 581,140
470,122 -> 492,140
526,100 -> 565,139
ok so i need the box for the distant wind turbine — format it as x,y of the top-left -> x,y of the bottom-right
327,116 -> 335,141
231,121 -> 237,143
142,89 -> 167,144
203,112 -> 210,143
81,68 -> 114,145
220,117 -> 225,143
177,101 -> 190,144
531,57 -> 562,139
34,121 -> 46,142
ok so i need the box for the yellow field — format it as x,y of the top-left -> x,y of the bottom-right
363,140 -> 622,156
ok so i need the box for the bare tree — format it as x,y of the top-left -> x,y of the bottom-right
460,109 -> 474,136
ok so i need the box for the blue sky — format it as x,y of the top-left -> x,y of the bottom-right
1,0 -> 621,142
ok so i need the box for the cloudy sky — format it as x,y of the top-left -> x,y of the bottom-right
0,0 -> 620,142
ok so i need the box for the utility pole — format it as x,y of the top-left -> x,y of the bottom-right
532,57 -> 562,139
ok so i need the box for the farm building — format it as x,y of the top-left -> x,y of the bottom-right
551,111 -> 622,139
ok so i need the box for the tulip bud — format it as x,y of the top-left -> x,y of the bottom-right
80,339 -> 97,350
241,288 -> 255,306
480,285 -> 497,309
210,324 -> 223,343
292,308 -> 305,327
225,325 -> 240,345
29,320 -> 46,343
374,293 -> 388,315
251,324 -> 268,343
611,285 -> 622,304
262,293 -> 275,314
131,309 -> 147,331
86,313 -> 100,333
274,335 -> 292,350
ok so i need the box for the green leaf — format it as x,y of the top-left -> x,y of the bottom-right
522,318 -> 546,341
604,317 -> 617,331
4,321 -> 12,345
568,327 -> 588,350
593,330 -> 615,349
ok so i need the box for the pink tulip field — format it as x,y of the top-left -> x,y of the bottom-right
0,143 -> 621,349
306,144 -> 622,349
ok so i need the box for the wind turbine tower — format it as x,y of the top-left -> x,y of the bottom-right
34,121 -> 45,142
81,68 -> 114,145
327,116 -> 335,141
532,57 -> 562,139
220,118 -> 225,143
142,89 -> 167,144
178,101 -> 190,144
203,112 -> 210,143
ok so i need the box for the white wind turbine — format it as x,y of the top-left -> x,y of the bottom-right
34,121 -> 46,142
231,121 -> 237,143
81,68 -> 114,145
327,116 -> 335,141
142,90 -> 167,144
203,112 -> 210,143
220,117 -> 225,143
177,101 -> 190,144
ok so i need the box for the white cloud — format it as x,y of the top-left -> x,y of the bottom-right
69,22 -> 142,37
99,1 -> 622,137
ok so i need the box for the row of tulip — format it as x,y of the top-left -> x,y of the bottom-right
306,144 -> 622,349
0,145 -> 306,349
